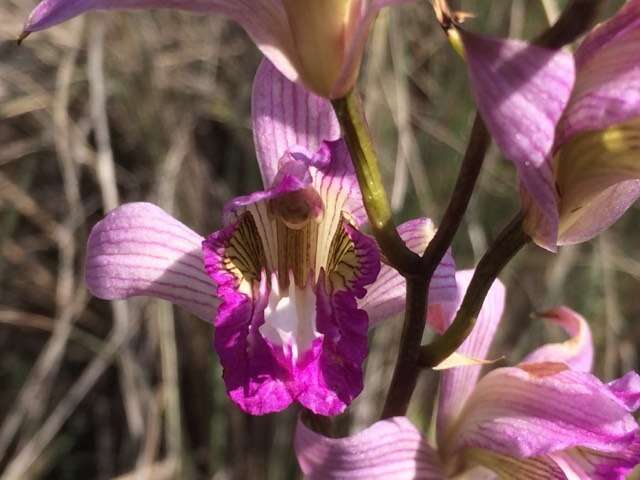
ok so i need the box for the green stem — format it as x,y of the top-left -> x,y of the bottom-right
332,91 -> 421,276
419,213 -> 530,367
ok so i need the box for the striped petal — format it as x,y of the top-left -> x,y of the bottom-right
436,270 -> 505,444
467,448 -> 567,480
608,371 -> 640,413
252,60 -> 340,187
557,0 -> 640,145
294,416 -> 445,480
458,29 -> 575,250
85,202 -> 218,322
522,307 -> 593,373
550,431 -> 640,480
359,218 -> 458,327
447,363 -> 640,460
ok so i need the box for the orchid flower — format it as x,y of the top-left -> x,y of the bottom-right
22,0 -> 412,99
85,59 -> 457,416
295,270 -> 640,479
453,0 -> 640,250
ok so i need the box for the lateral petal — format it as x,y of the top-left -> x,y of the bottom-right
448,364 -> 640,460
294,416 -> 445,480
85,202 -> 218,321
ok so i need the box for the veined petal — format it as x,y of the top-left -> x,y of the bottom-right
85,202 -> 218,322
557,0 -> 640,144
447,364 -> 640,460
522,307 -> 593,373
555,118 -> 640,245
608,371 -> 640,412
294,416 -> 445,480
437,270 -> 505,445
299,224 -> 380,415
252,60 -> 340,187
551,431 -> 640,480
466,448 -> 567,480
359,218 -> 457,327
458,29 -> 575,247
203,218 -> 294,415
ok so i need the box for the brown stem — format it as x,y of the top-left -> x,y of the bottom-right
380,276 -> 430,419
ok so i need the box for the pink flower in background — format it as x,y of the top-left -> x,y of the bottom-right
295,271 -> 640,479
22,0 -> 411,98
456,0 -> 640,250
85,60 -> 457,415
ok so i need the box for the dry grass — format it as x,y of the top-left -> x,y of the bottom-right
0,1 -> 638,478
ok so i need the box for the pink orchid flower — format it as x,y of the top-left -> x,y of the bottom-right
85,60 -> 457,416
456,0 -> 640,250
22,0 -> 411,98
296,271 -> 640,479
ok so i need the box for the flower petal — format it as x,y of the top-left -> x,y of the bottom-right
85,202 -> 218,322
608,371 -> 640,413
522,307 -> 593,373
359,218 -> 457,327
436,270 -> 505,445
557,0 -> 640,145
551,431 -> 640,480
447,364 -> 640,460
555,118 -> 640,245
467,448 -> 567,479
203,219 -> 294,415
294,416 -> 445,479
297,223 -> 380,415
252,59 -> 341,187
458,29 -> 575,249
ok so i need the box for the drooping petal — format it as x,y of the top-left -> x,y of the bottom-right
554,118 -> 640,245
446,363 -> 640,461
522,307 -> 593,372
458,29 -> 575,249
551,431 -> 640,480
252,60 -> 340,187
466,448 -> 567,479
85,202 -> 218,321
436,270 -> 505,444
608,371 -> 640,413
557,0 -> 640,145
294,416 -> 445,480
359,218 -> 457,327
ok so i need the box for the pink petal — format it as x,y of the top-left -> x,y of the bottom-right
359,218 -> 458,327
557,179 -> 640,246
522,306 -> 593,372
252,60 -> 340,187
448,364 -> 640,460
294,417 -> 445,479
460,29 -> 575,248
469,449 -> 566,479
551,432 -> 640,480
85,202 -> 218,322
436,270 -> 505,444
608,371 -> 640,413
557,0 -> 640,144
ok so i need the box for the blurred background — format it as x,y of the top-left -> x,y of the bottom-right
0,0 -> 637,478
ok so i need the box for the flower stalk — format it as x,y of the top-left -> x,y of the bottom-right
419,213 -> 530,368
